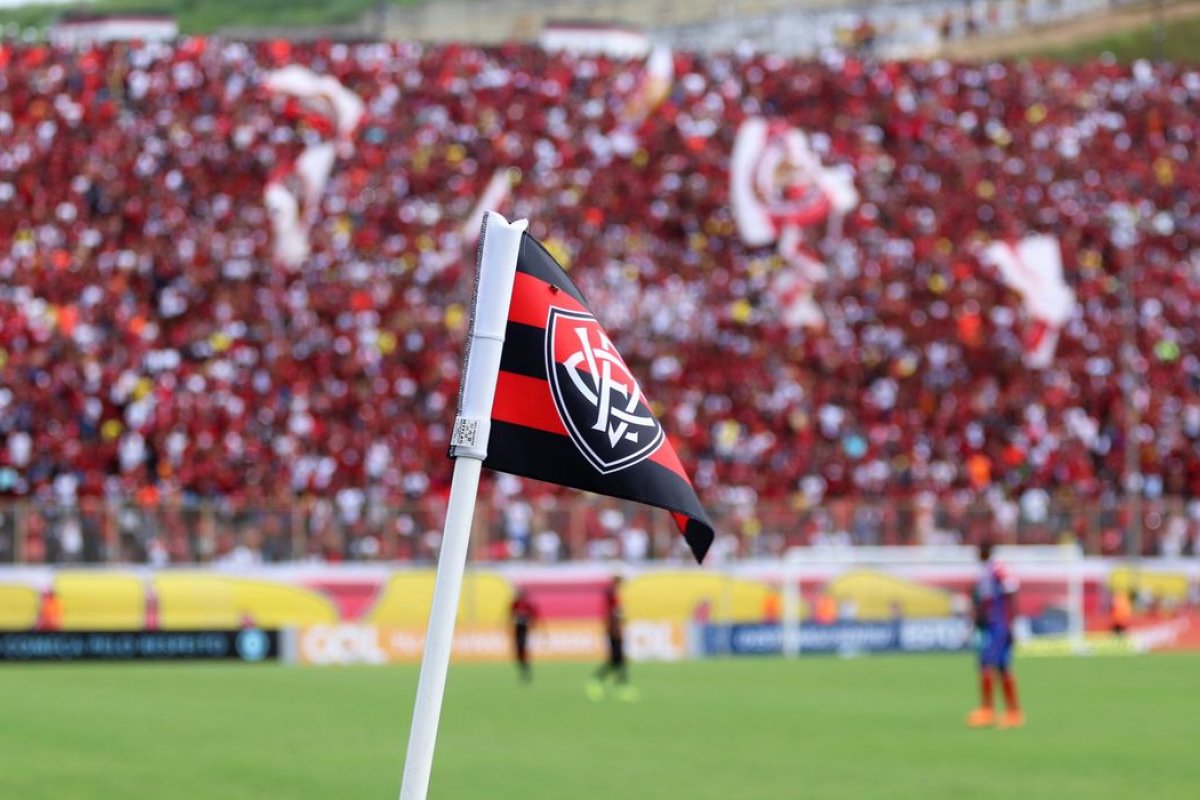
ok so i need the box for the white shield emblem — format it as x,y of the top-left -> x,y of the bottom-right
545,307 -> 664,474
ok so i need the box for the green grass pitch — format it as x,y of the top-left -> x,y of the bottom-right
1,654 -> 1198,799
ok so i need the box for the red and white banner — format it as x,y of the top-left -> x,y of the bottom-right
731,118 -> 858,329
770,245 -> 828,330
983,235 -> 1075,368
731,118 -> 857,248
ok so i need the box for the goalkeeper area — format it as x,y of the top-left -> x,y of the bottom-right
2,656 -> 1197,799
779,544 -> 1086,658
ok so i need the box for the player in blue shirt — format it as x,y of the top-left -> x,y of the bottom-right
967,540 -> 1024,728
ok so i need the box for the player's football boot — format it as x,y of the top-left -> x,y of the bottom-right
616,685 -> 641,703
997,710 -> 1025,729
966,707 -> 996,727
585,680 -> 605,702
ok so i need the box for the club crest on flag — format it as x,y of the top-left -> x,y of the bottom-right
545,307 -> 664,474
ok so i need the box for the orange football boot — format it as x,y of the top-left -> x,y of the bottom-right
997,710 -> 1026,729
966,707 -> 996,727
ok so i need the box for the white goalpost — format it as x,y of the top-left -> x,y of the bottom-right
780,544 -> 1085,658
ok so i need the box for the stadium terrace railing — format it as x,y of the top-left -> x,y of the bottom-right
210,0 -> 1123,56
0,493 -> 1191,565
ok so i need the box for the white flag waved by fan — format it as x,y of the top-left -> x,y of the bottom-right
261,67 -> 364,267
263,65 -> 365,143
984,235 -> 1076,369
620,44 -> 674,127
294,142 -> 337,212
265,182 -> 310,267
461,169 -> 515,246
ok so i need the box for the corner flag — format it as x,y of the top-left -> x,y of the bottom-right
399,212 -> 712,800
450,216 -> 714,563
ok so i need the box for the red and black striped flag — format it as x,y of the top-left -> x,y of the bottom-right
451,223 -> 714,564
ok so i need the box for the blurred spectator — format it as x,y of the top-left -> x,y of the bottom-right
0,40 -> 1197,564
37,587 -> 62,631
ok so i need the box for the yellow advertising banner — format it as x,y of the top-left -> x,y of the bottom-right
292,621 -> 687,666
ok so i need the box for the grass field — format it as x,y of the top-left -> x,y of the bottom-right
1037,10 -> 1200,62
2,654 -> 1198,799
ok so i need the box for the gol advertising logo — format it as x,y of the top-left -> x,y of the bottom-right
545,308 -> 663,473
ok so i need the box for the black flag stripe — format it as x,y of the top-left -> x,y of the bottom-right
497,323 -> 548,381
487,421 -> 712,563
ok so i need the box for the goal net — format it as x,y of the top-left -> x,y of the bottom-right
779,544 -> 1085,658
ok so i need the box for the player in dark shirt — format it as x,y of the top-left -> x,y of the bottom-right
586,576 -> 639,702
509,589 -> 538,683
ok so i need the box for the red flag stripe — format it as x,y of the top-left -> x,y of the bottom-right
648,434 -> 690,479
504,272 -> 693,483
507,272 -> 591,329
491,371 -> 568,436
494,369 -> 689,482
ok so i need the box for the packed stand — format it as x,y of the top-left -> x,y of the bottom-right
1,39 -> 1200,563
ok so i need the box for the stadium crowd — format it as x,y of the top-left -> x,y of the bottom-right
1,39 -> 1200,562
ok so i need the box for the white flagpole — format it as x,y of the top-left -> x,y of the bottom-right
398,211 -> 527,800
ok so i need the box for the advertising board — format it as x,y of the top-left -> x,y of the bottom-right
0,629 -> 279,663
700,619 -> 973,657
291,621 -> 686,665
